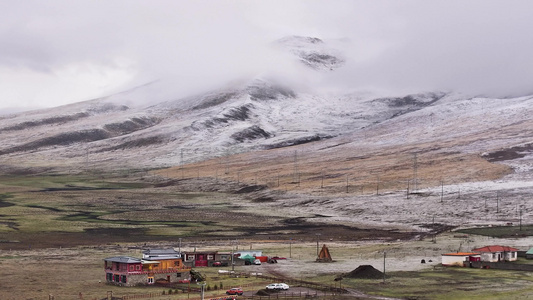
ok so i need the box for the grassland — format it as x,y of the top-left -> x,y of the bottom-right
2,173 -> 533,299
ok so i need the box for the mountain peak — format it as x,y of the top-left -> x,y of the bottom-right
274,35 -> 345,71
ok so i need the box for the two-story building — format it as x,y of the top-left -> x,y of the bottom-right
104,248 -> 191,286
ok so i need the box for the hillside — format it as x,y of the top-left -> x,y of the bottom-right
1,36 -> 533,232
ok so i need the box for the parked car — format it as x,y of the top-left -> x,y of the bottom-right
226,287 -> 244,295
266,283 -> 289,290
213,261 -> 222,267
277,283 -> 290,290
253,258 -> 262,265
178,278 -> 190,283
266,283 -> 280,290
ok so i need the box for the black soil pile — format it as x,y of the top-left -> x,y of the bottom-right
344,265 -> 384,279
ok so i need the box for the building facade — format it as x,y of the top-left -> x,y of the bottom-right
471,245 -> 519,262
104,250 -> 191,287
441,252 -> 481,267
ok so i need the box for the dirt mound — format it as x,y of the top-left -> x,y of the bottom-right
344,265 -> 384,279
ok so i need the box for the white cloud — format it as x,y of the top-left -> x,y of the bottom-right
1,0 -> 533,111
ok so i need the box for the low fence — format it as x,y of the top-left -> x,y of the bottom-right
470,261 -> 533,271
113,273 -> 347,300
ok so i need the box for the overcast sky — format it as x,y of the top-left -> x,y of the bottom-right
1,0 -> 533,112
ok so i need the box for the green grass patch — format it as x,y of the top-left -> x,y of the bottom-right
339,267 -> 533,300
458,225 -> 533,238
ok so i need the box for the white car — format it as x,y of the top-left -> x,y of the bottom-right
266,283 -> 289,290
277,283 -> 289,290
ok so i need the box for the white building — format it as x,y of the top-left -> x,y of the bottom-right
441,252 -> 481,267
471,245 -> 519,262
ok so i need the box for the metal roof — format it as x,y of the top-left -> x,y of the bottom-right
143,248 -> 179,255
141,260 -> 161,264
442,252 -> 480,256
104,256 -> 142,263
471,245 -> 519,253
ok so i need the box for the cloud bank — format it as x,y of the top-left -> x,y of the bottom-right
1,0 -> 532,111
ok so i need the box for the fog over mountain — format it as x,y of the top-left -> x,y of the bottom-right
1,1 -> 533,113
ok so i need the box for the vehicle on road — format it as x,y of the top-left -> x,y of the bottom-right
277,283 -> 290,290
266,283 -> 290,290
226,287 -> 244,295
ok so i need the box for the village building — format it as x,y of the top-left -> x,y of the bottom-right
526,247 -> 533,259
104,249 -> 190,286
182,250 -> 218,267
182,250 -> 245,267
471,245 -> 519,262
235,250 -> 263,257
441,252 -> 481,267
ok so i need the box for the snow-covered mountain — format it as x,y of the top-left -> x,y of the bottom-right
1,35 -> 533,188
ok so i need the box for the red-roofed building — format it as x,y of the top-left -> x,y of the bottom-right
441,252 -> 481,267
471,245 -> 519,262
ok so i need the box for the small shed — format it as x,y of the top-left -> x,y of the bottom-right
441,252 -> 480,267
526,248 -> 533,259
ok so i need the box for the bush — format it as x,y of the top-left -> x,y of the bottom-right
219,282 -> 223,290
207,284 -> 211,291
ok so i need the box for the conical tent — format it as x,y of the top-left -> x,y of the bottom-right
316,244 -> 332,262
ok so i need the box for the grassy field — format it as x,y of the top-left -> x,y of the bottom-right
315,267 -> 533,300
0,173 -> 418,250
458,225 -> 533,238
2,173 -> 533,299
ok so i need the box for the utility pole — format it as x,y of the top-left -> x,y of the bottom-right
289,239 -> 292,258
497,191 -> 499,213
440,180 -> 444,203
316,233 -> 321,257
406,180 -> 410,199
293,150 -> 298,183
180,148 -> 184,179
383,251 -> 386,283
376,175 -> 380,196
413,153 -> 418,192
520,207 -> 522,231
346,174 -> 349,193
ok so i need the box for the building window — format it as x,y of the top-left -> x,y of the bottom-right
121,275 -> 127,284
106,273 -> 113,282
220,255 -> 229,260
136,265 -> 141,270
186,255 -> 194,261
129,265 -> 134,271
207,254 -> 214,260
148,277 -> 154,284
114,275 -> 120,282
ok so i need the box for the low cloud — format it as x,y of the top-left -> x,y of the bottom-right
1,0 -> 533,110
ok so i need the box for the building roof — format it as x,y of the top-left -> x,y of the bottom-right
104,256 -> 142,263
471,245 -> 519,253
526,247 -> 533,255
143,248 -> 179,255
142,248 -> 181,260
442,252 -> 480,256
